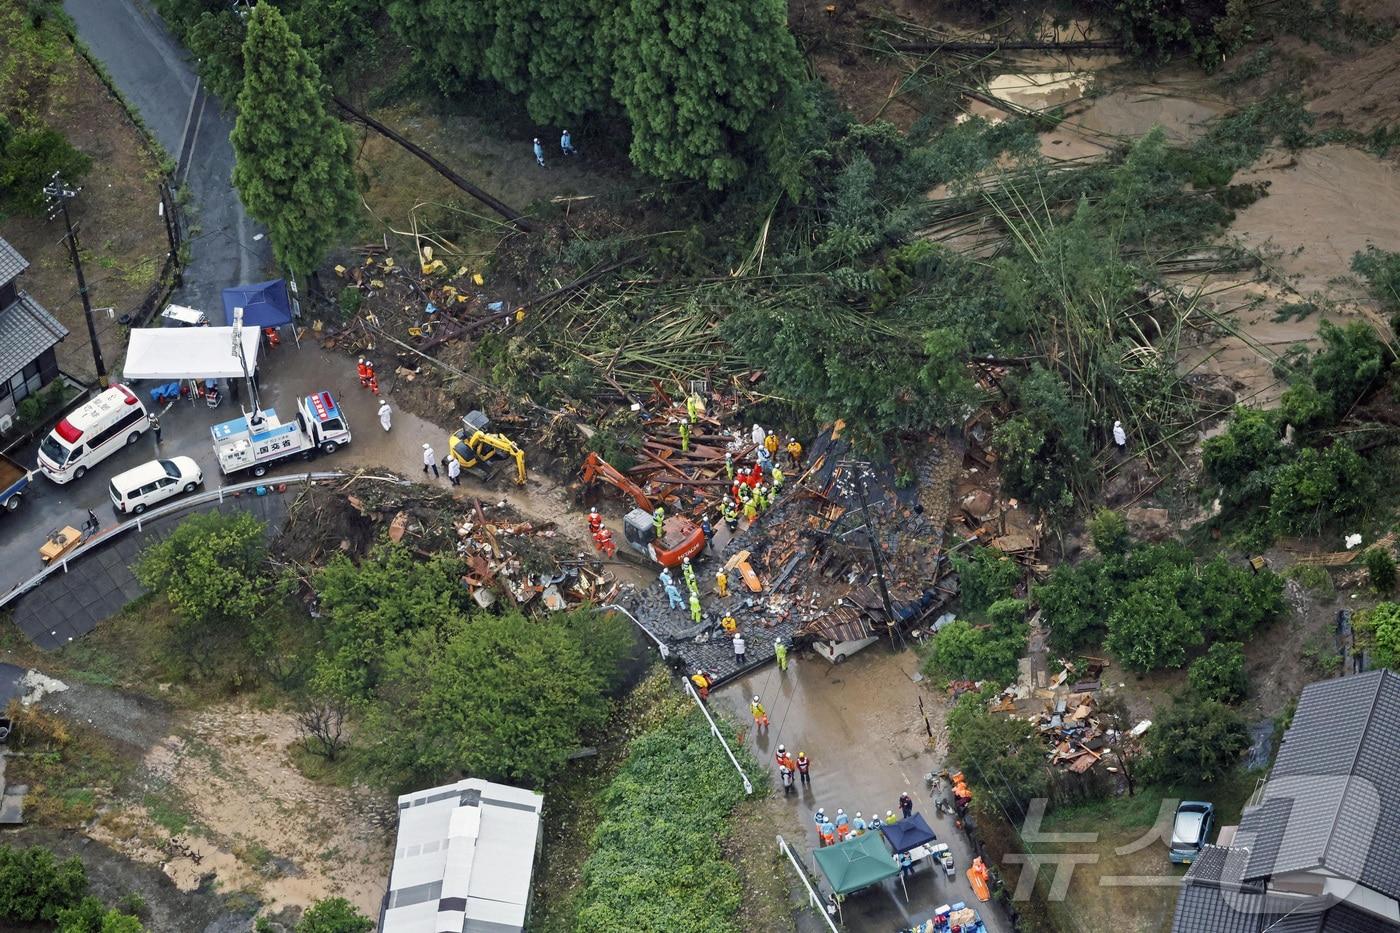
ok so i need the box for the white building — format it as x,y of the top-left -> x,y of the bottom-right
380,778 -> 544,933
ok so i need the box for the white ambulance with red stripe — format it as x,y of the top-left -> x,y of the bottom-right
37,384 -> 152,483
210,390 -> 351,477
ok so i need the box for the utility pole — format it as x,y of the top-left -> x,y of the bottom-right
44,173 -> 108,388
847,461 -> 905,651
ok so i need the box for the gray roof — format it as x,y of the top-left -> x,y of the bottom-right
1172,846 -> 1393,932
1241,670 -> 1400,899
0,292 -> 68,381
0,237 -> 29,284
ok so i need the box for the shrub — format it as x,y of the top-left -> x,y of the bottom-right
1089,508 -> 1129,555
0,844 -> 88,923
947,690 -> 1047,815
1363,546 -> 1397,593
297,898 -> 372,933
1187,641 -> 1247,704
1355,602 -> 1400,670
1145,698 -> 1250,785
952,546 -> 1021,613
1352,246 -> 1400,312
1201,407 -> 1285,504
1036,559 -> 1111,654
0,126 -> 92,216
1267,444 -> 1369,536
574,708 -> 753,931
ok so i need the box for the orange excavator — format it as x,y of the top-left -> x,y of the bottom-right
581,452 -> 705,568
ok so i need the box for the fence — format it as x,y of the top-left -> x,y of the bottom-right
0,471 -> 412,612
776,834 -> 840,932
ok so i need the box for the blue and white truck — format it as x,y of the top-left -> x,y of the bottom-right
0,451 -> 32,511
211,391 -> 351,478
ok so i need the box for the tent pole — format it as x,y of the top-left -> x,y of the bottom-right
900,871 -> 908,902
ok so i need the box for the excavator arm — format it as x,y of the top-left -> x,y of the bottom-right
474,432 -> 526,485
581,451 -> 654,511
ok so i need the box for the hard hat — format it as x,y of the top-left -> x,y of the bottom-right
777,744 -> 786,753
836,808 -> 845,816
682,556 -> 690,564
422,443 -> 431,450
358,357 -> 364,363
798,751 -> 806,759
590,507 -> 598,514
887,810 -> 895,820
753,695 -> 760,703
855,811 -> 862,818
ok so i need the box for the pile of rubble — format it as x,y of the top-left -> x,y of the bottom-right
275,477 -> 613,613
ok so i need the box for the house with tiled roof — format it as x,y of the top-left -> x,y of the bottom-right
0,236 -> 68,424
1172,669 -> 1400,932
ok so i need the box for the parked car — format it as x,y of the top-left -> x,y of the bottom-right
1170,801 -> 1216,864
109,457 -> 203,516
38,383 -> 151,483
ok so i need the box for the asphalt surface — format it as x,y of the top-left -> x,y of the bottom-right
64,0 -> 272,321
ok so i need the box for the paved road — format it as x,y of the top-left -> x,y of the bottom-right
64,0 -> 272,320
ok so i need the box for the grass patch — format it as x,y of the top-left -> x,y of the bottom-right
4,704 -> 133,829
141,789 -> 193,836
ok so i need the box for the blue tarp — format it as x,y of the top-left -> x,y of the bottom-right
880,813 -> 936,853
221,279 -> 293,328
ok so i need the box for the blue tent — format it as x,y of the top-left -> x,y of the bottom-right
221,279 -> 293,328
880,813 -> 936,853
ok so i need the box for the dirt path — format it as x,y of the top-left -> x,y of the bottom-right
89,702 -> 395,918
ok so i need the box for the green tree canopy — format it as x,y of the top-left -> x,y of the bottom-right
946,692 -> 1046,816
369,608 -> 630,785
0,844 -> 88,923
1355,602 -> 1400,670
608,0 -> 804,188
1187,641 -> 1247,704
231,3 -> 358,277
952,547 -> 1021,614
1145,698 -> 1249,785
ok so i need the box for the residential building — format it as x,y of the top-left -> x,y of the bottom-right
1172,668 -> 1400,932
0,236 -> 69,422
380,778 -> 544,933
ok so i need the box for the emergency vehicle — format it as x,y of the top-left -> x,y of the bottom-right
211,391 -> 350,477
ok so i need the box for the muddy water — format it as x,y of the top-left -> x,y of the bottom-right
1179,145 -> 1400,404
715,648 -> 1012,932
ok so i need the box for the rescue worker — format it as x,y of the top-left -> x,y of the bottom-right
664,582 -> 684,609
834,809 -> 851,841
885,810 -> 896,826
751,423 -> 766,449
752,484 -> 769,513
700,515 -> 714,551
819,815 -> 836,848
720,614 -> 738,635
365,361 -> 379,395
659,566 -> 675,589
771,464 -> 785,495
757,446 -> 773,473
724,451 -> 735,481
357,357 -> 370,387
593,527 -> 616,557
721,498 -> 738,532
774,637 -> 788,672
533,137 -> 545,167
377,400 -> 392,432
688,592 -> 702,624
796,752 -> 811,787
813,808 -> 827,832
736,482 -> 752,506
422,443 -> 439,478
679,420 -> 690,452
689,669 -> 712,700
786,437 -> 803,468
764,431 -> 779,458
652,505 -> 666,540
1113,419 -> 1128,460
775,745 -> 796,771
734,633 -> 747,666
560,129 -> 576,156
742,498 -> 758,524
747,464 -> 763,487
899,852 -> 914,878
899,792 -> 914,820
263,326 -> 280,348
715,568 -> 729,598
868,812 -> 883,830
682,556 -> 698,594
446,455 -> 461,486
780,765 -> 795,797
749,694 -> 767,730
853,811 -> 867,836
588,507 -> 603,535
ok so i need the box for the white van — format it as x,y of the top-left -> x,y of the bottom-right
109,456 -> 203,515
38,384 -> 151,483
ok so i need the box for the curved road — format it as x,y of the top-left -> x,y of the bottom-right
0,0 -> 273,597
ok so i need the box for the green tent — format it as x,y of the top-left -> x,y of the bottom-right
812,832 -> 900,895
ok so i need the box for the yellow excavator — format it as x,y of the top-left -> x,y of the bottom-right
448,410 -> 526,485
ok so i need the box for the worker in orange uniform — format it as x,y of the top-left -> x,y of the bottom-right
365,361 -> 380,395
587,507 -> 603,535
593,527 -> 616,557
356,357 -> 370,386
750,695 -> 769,731
263,326 -> 280,349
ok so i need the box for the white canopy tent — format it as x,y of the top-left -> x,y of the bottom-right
123,326 -> 261,380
